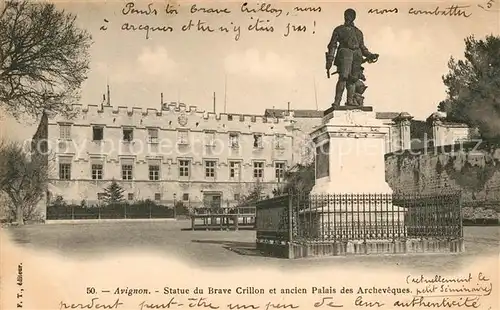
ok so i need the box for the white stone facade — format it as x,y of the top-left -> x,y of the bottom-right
46,102 -> 303,207
43,102 -> 413,208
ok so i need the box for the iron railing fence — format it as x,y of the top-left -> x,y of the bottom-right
46,198 -> 246,220
46,202 -> 175,220
255,192 -> 463,245
393,192 -> 462,239
293,193 -> 405,242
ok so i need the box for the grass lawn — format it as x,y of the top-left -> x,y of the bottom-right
3,220 -> 499,272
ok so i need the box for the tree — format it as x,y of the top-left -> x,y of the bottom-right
0,0 -> 92,119
174,200 -> 189,216
102,180 -> 125,205
438,35 -> 500,140
237,179 -> 266,206
0,140 -> 48,224
279,163 -> 315,195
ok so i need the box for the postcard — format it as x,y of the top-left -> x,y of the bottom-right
0,0 -> 499,309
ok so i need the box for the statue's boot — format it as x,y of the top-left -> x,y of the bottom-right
332,81 -> 345,107
345,83 -> 358,106
332,97 -> 342,108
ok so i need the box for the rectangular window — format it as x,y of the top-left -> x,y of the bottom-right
177,131 -> 189,145
97,193 -> 106,200
253,134 -> 263,148
59,163 -> 71,180
92,126 -> 104,141
122,165 -> 133,180
179,160 -> 190,177
148,128 -> 159,143
253,161 -> 264,179
123,128 -> 133,142
275,134 -> 284,149
182,193 -> 189,201
229,133 -> 239,148
205,131 -> 216,147
127,193 -> 134,201
205,160 -> 216,178
234,193 -> 240,201
149,165 -> 160,181
59,125 -> 71,140
92,164 -> 103,180
154,193 -> 161,201
275,162 -> 285,181
229,161 -> 241,179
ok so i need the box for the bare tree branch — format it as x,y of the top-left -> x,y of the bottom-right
0,0 -> 92,120
0,137 -> 52,224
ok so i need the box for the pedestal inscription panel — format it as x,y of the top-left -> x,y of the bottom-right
315,142 -> 330,179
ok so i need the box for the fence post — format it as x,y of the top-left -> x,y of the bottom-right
124,204 -> 127,219
288,193 -> 293,258
71,205 -> 74,220
173,199 -> 177,219
459,194 -> 463,238
458,194 -> 464,252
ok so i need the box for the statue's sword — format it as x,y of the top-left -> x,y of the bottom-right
325,52 -> 331,79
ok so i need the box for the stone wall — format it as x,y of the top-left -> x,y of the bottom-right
385,142 -> 500,219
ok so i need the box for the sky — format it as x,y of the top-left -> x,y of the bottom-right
0,0 -> 499,141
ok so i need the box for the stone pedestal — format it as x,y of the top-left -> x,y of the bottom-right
305,106 -> 402,240
310,106 -> 392,195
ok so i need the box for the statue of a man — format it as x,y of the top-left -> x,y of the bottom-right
326,8 -> 378,107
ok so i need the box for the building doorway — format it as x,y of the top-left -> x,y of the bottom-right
203,192 -> 222,209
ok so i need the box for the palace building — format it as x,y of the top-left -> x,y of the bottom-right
39,99 -> 417,209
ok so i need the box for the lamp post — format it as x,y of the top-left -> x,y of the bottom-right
173,193 -> 177,219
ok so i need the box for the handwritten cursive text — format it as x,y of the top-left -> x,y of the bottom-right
59,298 -> 124,310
